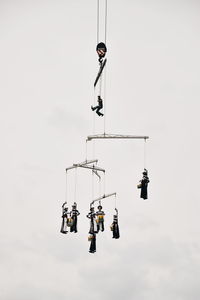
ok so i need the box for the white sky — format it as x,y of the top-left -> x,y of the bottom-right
0,0 -> 200,299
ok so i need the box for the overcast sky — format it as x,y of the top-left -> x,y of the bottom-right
1,0 -> 200,299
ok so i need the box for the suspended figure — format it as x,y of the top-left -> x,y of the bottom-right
110,208 -> 120,239
94,43 -> 107,87
91,96 -> 104,116
96,42 -> 107,63
137,169 -> 150,200
96,204 -> 105,232
60,202 -> 70,234
87,206 -> 97,253
70,202 -> 80,233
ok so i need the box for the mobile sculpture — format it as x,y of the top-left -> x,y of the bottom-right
60,0 -> 150,253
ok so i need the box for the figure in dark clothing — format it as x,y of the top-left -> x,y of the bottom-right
87,206 -> 98,253
96,42 -> 107,63
96,205 -> 105,232
70,202 -> 80,233
60,202 -> 70,234
88,233 -> 96,253
110,209 -> 120,239
91,96 -> 104,116
87,206 -> 98,234
137,169 -> 150,200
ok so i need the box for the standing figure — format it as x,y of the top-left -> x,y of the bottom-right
70,202 -> 80,233
91,96 -> 104,116
96,42 -> 107,63
87,206 -> 97,253
96,205 -> 105,232
60,202 -> 70,234
137,169 -> 150,200
110,209 -> 120,239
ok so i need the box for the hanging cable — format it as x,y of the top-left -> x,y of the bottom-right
97,0 -> 100,44
74,167 -> 78,203
104,0 -> 108,44
144,138 -> 147,169
65,171 -> 68,203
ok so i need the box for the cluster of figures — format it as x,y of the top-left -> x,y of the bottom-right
87,204 -> 120,253
60,202 -> 120,254
60,202 -> 80,234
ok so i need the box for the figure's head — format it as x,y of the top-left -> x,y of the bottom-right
98,205 -> 102,210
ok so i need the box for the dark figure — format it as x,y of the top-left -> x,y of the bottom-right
60,202 -> 70,234
91,96 -> 104,116
110,209 -> 120,239
87,206 -> 98,234
88,233 -> 96,253
137,169 -> 150,200
96,42 -> 107,63
87,206 -> 98,253
70,202 -> 80,233
96,205 -> 105,232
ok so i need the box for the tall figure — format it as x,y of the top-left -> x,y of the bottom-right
96,205 -> 105,232
137,169 -> 150,200
70,202 -> 80,233
110,209 -> 120,239
87,206 -> 97,253
60,202 -> 70,234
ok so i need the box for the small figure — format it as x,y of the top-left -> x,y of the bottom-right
110,208 -> 120,239
91,96 -> 104,116
60,202 -> 70,234
137,168 -> 150,200
70,202 -> 80,233
96,205 -> 105,232
96,42 -> 107,63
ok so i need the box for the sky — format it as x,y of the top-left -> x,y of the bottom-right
0,0 -> 200,299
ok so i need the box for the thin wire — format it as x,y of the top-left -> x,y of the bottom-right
74,168 -> 78,202
85,141 -> 88,161
97,0 -> 99,44
114,194 -> 117,209
103,63 -> 107,134
65,171 -> 68,203
103,172 -> 106,195
144,139 -> 147,169
104,0 -> 108,44
99,177 -> 101,197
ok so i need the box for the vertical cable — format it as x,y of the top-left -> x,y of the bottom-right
74,168 -> 78,202
103,64 -> 107,134
144,138 -> 147,169
65,171 -> 68,203
104,0 -> 108,43
97,0 -> 99,44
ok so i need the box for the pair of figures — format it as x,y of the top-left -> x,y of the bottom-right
87,205 -> 105,253
60,202 -> 80,234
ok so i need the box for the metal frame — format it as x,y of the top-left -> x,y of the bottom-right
91,192 -> 116,206
87,133 -> 149,141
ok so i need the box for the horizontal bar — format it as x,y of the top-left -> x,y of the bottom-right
92,192 -> 116,204
87,134 -> 149,141
73,164 -> 105,173
66,159 -> 98,171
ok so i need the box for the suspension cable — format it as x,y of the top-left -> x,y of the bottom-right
74,167 -> 78,202
97,0 -> 100,44
65,171 -> 68,203
104,0 -> 108,44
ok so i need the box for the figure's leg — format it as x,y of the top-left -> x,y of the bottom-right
96,107 -> 104,116
91,106 -> 98,111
